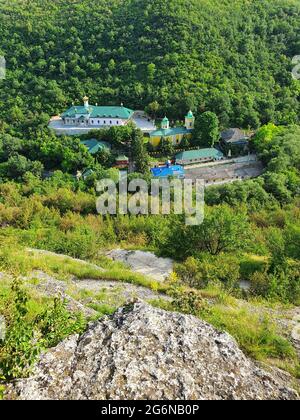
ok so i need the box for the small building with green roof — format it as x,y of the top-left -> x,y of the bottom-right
115,155 -> 129,169
80,139 -> 111,155
175,148 -> 224,165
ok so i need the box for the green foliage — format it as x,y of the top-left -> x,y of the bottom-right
95,148 -> 114,169
180,135 -> 190,149
170,287 -> 207,316
285,223 -> 300,260
193,111 -> 219,147
0,0 -> 300,138
131,129 -> 150,174
174,254 -> 240,290
0,123 -> 299,307
0,279 -> 40,380
163,205 -> 250,259
206,125 -> 300,208
252,123 -> 284,155
0,132 -> 95,181
35,298 -> 85,349
250,264 -> 300,305
145,101 -> 160,119
159,137 -> 175,156
0,279 -> 86,381
169,286 -> 296,361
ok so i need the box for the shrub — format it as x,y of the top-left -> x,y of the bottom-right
35,298 -> 85,349
170,287 -> 207,316
250,265 -> 300,305
0,279 -> 41,380
174,254 -> 240,290
0,279 -> 86,381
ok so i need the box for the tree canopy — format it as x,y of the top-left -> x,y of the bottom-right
192,111 -> 220,147
0,0 -> 300,138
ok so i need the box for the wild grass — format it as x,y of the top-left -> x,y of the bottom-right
0,240 -> 167,293
151,286 -> 298,377
200,305 -> 295,360
239,254 -> 268,280
87,303 -> 116,317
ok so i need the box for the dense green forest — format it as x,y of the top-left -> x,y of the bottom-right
0,0 -> 300,138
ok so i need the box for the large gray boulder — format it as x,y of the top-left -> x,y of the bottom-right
5,302 -> 298,400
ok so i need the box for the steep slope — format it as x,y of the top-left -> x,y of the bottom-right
6,301 -> 298,400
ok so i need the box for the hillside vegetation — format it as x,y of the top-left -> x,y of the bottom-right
0,0 -> 300,395
0,0 -> 300,137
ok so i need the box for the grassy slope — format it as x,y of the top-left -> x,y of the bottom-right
0,239 -> 299,380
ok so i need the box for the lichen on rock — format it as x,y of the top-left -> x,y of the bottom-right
5,301 -> 299,400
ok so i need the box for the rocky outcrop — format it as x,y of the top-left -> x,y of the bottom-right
5,302 -> 298,400
106,249 -> 173,282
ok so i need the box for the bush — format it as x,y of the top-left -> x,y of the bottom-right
35,297 -> 85,349
170,287 -> 207,316
174,254 -> 240,290
0,279 -> 86,381
250,265 -> 300,305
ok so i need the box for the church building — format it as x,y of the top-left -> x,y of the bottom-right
61,97 -> 134,128
149,111 -> 195,148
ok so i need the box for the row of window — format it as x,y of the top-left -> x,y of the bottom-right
90,120 -> 119,125
179,157 -> 225,163
179,157 -> 213,163
64,119 -> 120,125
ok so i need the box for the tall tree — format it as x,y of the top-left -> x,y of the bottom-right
131,129 -> 150,174
160,137 -> 175,157
193,112 -> 220,148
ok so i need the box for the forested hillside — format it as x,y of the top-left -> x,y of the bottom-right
0,0 -> 300,137
0,1 -> 300,393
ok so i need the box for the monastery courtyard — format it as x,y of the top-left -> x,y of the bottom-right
184,156 -> 264,186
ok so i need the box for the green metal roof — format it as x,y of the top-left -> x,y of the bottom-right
175,148 -> 224,161
150,127 -> 192,138
162,116 -> 169,122
80,139 -> 111,155
115,155 -> 129,161
62,105 -> 134,120
82,168 -> 94,178
186,110 -> 194,118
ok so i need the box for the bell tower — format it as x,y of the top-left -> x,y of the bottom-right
83,96 -> 89,108
161,116 -> 170,130
185,110 -> 195,130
